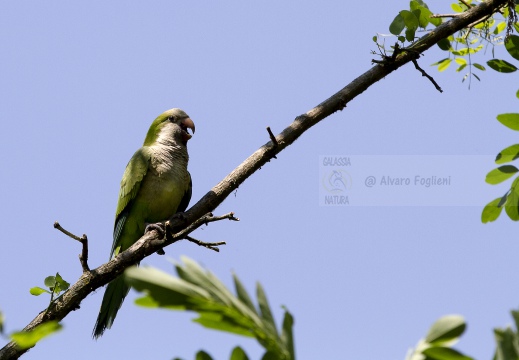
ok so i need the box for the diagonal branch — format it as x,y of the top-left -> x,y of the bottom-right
0,0 -> 508,358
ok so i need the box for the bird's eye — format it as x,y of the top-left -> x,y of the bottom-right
168,116 -> 175,122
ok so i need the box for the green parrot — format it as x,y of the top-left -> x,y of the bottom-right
93,108 -> 195,338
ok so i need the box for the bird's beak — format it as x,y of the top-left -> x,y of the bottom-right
181,117 -> 195,142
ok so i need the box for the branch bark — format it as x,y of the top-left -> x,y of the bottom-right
0,0 -> 508,358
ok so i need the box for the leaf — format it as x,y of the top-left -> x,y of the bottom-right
451,3 -> 463,12
400,10 -> 419,31
233,274 -> 257,314
456,64 -> 467,73
473,63 -> 485,71
437,38 -> 452,51
29,287 -> 50,296
485,165 -> 519,184
257,282 -> 278,337
10,321 -> 62,349
472,73 -> 480,81
281,307 -> 295,360
406,27 -> 416,42
487,59 -> 518,73
261,352 -> 280,360
454,58 -> 466,65
481,197 -> 505,223
516,88 -> 519,99
494,328 -> 519,360
494,21 -> 507,34
425,315 -> 466,345
495,144 -> 519,164
127,258 -> 292,357
505,35 -> 519,61
505,177 -> 519,220
195,350 -> 214,360
389,14 -> 406,35
422,346 -> 473,360
437,58 -> 452,72
44,276 -> 55,288
230,347 -> 250,360
193,312 -> 254,337
497,113 -> 519,130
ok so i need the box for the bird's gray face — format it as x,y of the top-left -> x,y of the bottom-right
164,110 -> 196,146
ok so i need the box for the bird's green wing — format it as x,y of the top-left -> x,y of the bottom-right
177,172 -> 192,213
110,148 -> 150,258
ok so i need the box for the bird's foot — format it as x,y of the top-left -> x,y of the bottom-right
145,222 -> 166,237
169,212 -> 187,222
145,222 -> 166,255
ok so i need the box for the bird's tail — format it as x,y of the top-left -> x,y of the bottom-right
92,275 -> 130,339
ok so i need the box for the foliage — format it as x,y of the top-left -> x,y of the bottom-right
481,33 -> 519,223
29,272 -> 70,304
125,256 -> 295,360
406,315 -> 473,360
376,0 -> 519,86
9,322 -> 62,350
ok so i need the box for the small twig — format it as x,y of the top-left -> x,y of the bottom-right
430,13 -> 461,18
164,212 -> 239,245
266,127 -> 278,147
184,236 -> 226,252
54,221 -> 90,272
459,0 -> 473,8
266,127 -> 278,159
411,59 -> 443,93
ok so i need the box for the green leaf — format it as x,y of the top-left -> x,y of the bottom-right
494,21 -> 507,35
473,63 -> 485,71
400,10 -> 419,31
257,282 -> 278,338
406,27 -> 416,42
44,276 -> 55,288
195,350 -> 213,360
193,312 -> 254,337
10,321 -> 62,349
505,177 -> 519,220
30,287 -> 50,296
495,144 -> 519,164
233,274 -> 257,314
281,307 -> 295,360
230,347 -> 250,360
425,315 -> 466,345
485,165 -> 519,184
497,113 -> 519,130
482,197 -> 505,223
472,73 -> 480,81
487,59 -> 518,73
454,58 -> 466,65
422,346 -> 473,360
261,352 -> 279,360
55,273 -> 70,292
437,38 -> 452,51
494,328 -> 519,360
437,58 -> 452,72
516,88 -> 519,99
389,14 -> 406,35
505,35 -> 519,61
451,3 -> 463,12
126,258 -> 292,357
456,64 -> 467,73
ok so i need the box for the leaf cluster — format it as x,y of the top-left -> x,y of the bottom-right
125,256 -> 295,360
482,88 -> 519,223
406,315 -> 473,360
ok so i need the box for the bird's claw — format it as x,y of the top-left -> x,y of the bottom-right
145,222 -> 166,238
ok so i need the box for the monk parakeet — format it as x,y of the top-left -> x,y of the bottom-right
93,108 -> 195,338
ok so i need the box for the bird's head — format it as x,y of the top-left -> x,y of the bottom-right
143,108 -> 196,147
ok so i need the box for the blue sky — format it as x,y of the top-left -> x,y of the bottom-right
1,1 -> 519,359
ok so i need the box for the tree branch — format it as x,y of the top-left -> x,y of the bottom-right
0,0 -> 508,358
